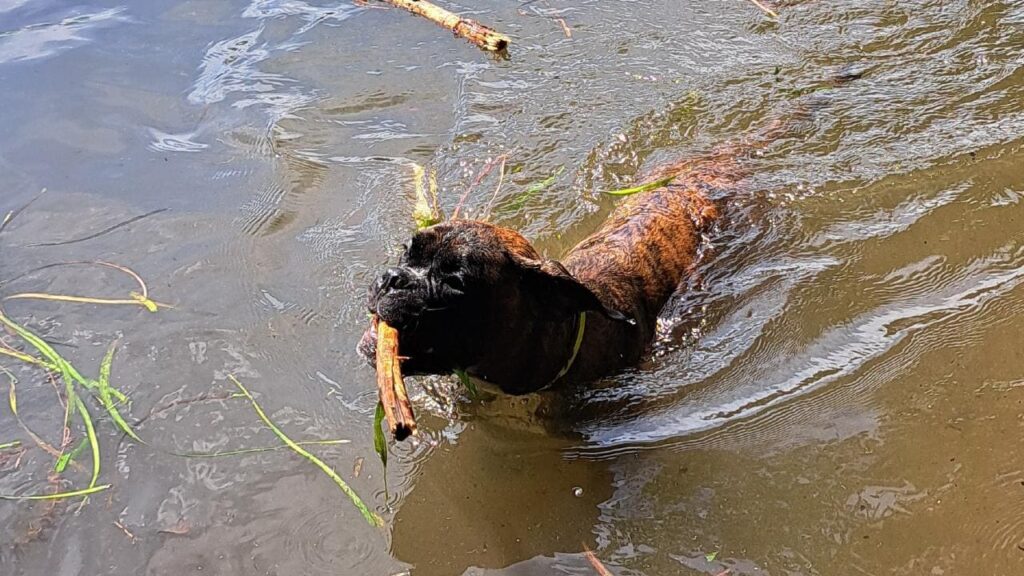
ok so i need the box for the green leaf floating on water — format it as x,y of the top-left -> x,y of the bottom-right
373,401 -> 390,500
454,368 -> 478,399
705,550 -> 719,562
373,401 -> 388,470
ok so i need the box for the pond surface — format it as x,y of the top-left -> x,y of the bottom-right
2,1 -> 1024,574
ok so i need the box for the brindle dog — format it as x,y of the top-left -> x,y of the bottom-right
358,74 -> 860,394
357,157 -> 734,394
354,84 -> 837,392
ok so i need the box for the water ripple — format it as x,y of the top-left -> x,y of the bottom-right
188,27 -> 290,106
0,7 -> 126,64
577,245 -> 1024,449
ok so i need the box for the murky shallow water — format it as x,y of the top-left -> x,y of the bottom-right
1,1 -> 1023,574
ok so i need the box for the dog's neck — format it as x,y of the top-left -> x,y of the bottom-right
465,267 -> 656,394
465,186 -> 713,394
466,307 -> 586,394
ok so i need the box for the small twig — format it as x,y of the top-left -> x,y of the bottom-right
482,154 -> 508,220
518,1 -> 573,38
557,17 -> 572,38
133,391 -> 236,429
582,543 -> 614,576
113,520 -> 137,543
744,0 -> 778,18
27,208 -> 167,248
0,260 -> 151,295
0,188 -> 46,234
2,366 -> 75,467
452,157 -> 502,220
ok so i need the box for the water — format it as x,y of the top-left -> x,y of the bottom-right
1,1 -> 1023,574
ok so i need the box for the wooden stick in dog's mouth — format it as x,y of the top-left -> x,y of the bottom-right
374,316 -> 417,441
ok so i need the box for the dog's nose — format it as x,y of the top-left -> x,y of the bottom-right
379,267 -> 413,292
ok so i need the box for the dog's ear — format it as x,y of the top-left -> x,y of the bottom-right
509,252 -> 632,322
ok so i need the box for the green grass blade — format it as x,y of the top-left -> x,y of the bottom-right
129,291 -> 160,312
0,484 -> 110,501
229,375 -> 382,527
55,438 -> 88,473
73,396 -> 101,490
0,347 -> 59,372
373,402 -> 389,499
170,439 -> 350,459
603,174 -> 677,197
4,366 -> 17,416
411,163 -> 443,229
0,440 -> 20,450
94,342 -> 141,442
454,368 -> 478,399
54,452 -> 71,473
508,166 -> 564,210
373,402 -> 387,470
0,312 -> 91,388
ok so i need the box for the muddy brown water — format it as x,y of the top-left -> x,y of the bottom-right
1,1 -> 1023,574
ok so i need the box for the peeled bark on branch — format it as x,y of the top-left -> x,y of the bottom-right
381,0 -> 510,52
374,317 -> 417,441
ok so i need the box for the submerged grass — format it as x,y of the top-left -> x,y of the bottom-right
2,259 -> 168,312
603,174 -> 677,196
54,438 -> 87,473
503,165 -> 564,212
230,375 -> 382,527
0,484 -> 110,501
0,311 -> 138,446
171,439 -> 350,459
3,292 -> 169,311
2,286 -> 379,518
73,395 -> 100,490
411,163 -> 444,229
0,263 -> 150,502
373,402 -> 388,470
1,225 -> 380,525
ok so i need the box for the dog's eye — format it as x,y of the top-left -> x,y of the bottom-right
443,274 -> 465,294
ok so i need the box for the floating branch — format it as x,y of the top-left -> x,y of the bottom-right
382,0 -> 510,52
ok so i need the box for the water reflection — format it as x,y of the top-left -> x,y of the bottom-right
0,7 -> 126,64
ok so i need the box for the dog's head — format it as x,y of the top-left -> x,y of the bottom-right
358,220 -> 626,381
